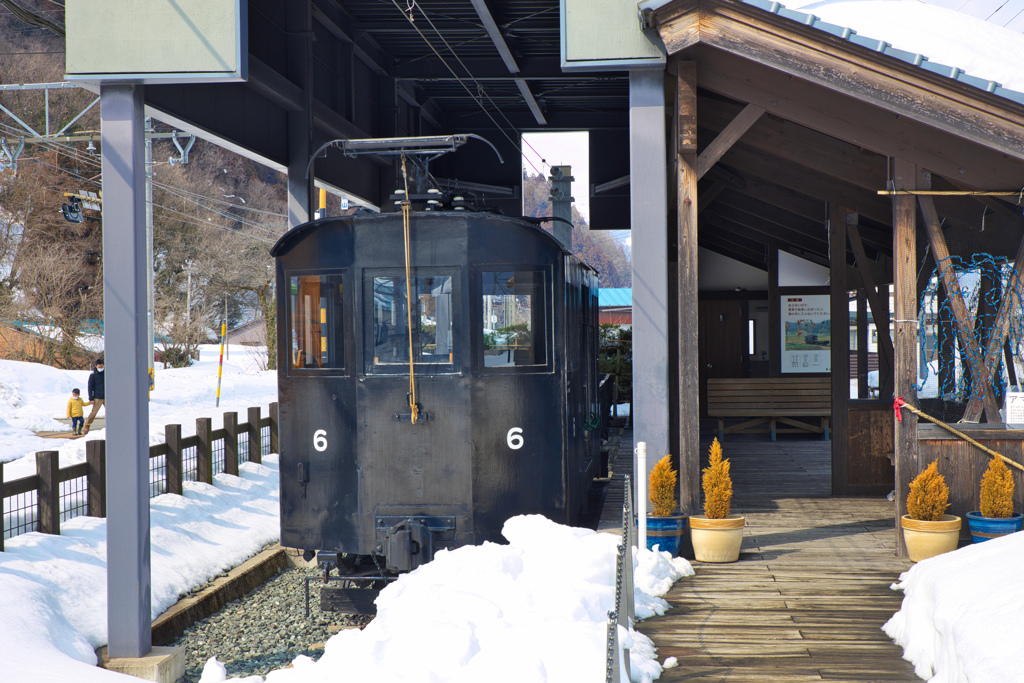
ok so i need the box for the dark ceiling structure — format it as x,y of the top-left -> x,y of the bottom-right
143,0 -> 629,222
138,0 -> 1024,279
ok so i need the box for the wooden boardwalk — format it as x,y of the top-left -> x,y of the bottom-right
602,426 -> 919,682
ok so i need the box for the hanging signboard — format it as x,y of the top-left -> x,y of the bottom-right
781,295 -> 831,373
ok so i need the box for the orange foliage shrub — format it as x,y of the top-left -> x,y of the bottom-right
906,461 -> 950,522
648,455 -> 677,517
980,457 -> 1015,519
702,438 -> 732,519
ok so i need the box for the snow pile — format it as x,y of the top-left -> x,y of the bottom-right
786,1 -> 1024,93
884,531 -> 1024,682
242,515 -> 693,683
0,457 -> 280,682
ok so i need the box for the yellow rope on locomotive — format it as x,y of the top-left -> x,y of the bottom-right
401,154 -> 419,424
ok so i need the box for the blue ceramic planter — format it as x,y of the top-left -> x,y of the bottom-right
965,511 -> 1023,543
646,515 -> 687,555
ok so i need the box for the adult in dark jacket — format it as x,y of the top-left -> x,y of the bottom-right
84,357 -> 105,434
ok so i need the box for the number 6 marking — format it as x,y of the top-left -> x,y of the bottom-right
313,429 -> 328,452
507,427 -> 524,450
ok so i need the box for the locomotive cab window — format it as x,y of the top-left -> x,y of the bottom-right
289,273 -> 344,371
481,270 -> 548,368
368,273 -> 456,370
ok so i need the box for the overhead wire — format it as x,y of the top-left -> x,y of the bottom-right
0,119 -> 284,242
389,0 -> 545,177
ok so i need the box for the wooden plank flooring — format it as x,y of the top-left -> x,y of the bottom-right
601,426 -> 919,682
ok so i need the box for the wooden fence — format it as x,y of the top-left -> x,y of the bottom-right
0,403 -> 279,550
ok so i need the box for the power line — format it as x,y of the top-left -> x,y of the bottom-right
389,0 -> 544,178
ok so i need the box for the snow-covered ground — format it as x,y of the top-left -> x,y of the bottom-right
1,345 -> 278,479
1,352 -> 693,682
885,531 -> 1024,683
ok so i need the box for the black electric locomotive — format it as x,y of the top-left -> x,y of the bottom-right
270,208 -> 601,577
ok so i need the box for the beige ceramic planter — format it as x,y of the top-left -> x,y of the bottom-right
690,514 -> 745,563
901,514 -> 961,562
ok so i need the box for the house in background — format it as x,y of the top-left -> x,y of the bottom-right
225,319 -> 267,346
598,288 -> 631,326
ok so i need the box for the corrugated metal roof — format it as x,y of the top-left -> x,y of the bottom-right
743,0 -> 1024,105
599,288 -> 632,307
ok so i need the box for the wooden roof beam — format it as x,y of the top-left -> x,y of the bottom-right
714,140 -> 893,224
699,95 -> 888,192
654,2 -> 1024,171
693,47 -> 1024,191
703,212 -> 830,266
696,102 -> 764,180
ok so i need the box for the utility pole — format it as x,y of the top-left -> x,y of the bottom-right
548,165 -> 574,250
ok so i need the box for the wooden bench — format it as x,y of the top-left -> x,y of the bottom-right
707,377 -> 831,442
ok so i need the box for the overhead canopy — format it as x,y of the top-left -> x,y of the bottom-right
136,1 -> 629,218
644,0 -> 1024,276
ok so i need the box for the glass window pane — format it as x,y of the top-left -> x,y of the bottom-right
372,275 -> 454,365
482,271 -> 547,368
290,274 -> 344,370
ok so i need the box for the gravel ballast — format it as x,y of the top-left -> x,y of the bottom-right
173,563 -> 372,682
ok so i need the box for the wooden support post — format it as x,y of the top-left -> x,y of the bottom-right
918,195 -> 1003,421
196,417 -> 213,484
36,450 -> 60,535
165,424 -> 183,496
677,62 -> 701,516
248,406 -> 263,464
857,291 -> 868,398
829,203 -> 850,495
769,246 -> 780,377
86,439 -> 107,518
224,412 -> 239,477
893,159 -> 919,558
848,222 -> 895,385
879,284 -> 894,399
270,401 -> 280,455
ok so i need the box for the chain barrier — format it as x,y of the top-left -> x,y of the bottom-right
606,474 -> 635,683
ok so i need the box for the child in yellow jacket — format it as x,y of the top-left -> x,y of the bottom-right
67,388 -> 91,436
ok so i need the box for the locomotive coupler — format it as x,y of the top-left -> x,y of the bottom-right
383,519 -> 433,572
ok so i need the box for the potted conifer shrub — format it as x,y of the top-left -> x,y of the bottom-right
689,438 -> 745,563
646,455 -> 687,555
901,460 -> 961,562
966,456 -> 1023,543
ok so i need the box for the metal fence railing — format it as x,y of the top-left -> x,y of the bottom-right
0,402 -> 279,550
606,474 -> 635,683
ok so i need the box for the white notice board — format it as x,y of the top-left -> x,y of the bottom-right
782,294 -> 831,373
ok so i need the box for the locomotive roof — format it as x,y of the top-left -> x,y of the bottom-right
269,211 -> 573,259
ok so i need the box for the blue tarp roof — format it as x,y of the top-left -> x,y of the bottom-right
599,288 -> 632,307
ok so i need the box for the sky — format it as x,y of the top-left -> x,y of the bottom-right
1,351 -> 692,683
522,131 -> 591,223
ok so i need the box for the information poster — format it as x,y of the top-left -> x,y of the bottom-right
782,295 -> 831,373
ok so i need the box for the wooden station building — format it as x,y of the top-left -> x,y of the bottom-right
581,0 -> 1024,555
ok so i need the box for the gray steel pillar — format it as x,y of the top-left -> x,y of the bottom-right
100,84 -> 152,659
629,70 -> 670,467
287,0 -> 313,228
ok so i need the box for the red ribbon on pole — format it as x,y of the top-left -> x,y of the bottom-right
894,396 -> 907,423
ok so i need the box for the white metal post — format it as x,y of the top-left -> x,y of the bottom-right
636,441 -> 647,551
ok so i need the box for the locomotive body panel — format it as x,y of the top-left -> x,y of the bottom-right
272,210 -> 599,565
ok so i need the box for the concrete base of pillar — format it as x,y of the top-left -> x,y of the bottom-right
97,646 -> 185,683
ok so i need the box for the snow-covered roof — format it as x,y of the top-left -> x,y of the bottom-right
768,0 -> 1024,104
